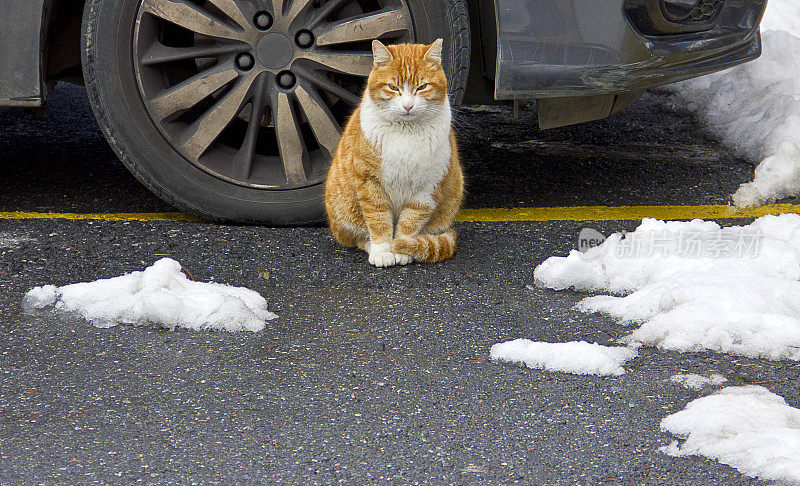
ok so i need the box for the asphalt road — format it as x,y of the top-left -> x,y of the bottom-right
1,84 -> 798,485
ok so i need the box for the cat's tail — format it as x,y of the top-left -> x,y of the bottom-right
391,229 -> 457,263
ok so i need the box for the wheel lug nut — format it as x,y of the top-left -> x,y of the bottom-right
277,71 -> 296,89
236,53 -> 255,70
295,30 -> 314,48
254,11 -> 273,30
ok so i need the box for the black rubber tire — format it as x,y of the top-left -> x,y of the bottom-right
81,0 -> 470,224
407,0 -> 471,106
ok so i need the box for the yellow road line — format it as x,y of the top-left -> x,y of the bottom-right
0,211 -> 202,222
458,204 -> 800,221
1,204 -> 799,223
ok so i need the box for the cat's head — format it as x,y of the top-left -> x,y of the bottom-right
366,40 -> 448,121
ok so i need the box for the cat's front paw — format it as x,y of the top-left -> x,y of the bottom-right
393,252 -> 414,265
368,242 -> 397,267
369,251 -> 397,267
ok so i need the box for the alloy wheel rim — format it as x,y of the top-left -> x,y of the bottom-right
133,0 -> 414,189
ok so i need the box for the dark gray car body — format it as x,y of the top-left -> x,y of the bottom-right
0,0 -> 767,127
0,0 -> 50,107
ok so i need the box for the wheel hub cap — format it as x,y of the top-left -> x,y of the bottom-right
133,0 -> 414,189
256,33 -> 293,70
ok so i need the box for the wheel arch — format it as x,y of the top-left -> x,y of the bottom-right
462,0 -> 498,105
43,0 -> 87,88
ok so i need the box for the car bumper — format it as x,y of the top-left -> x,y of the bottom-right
493,0 -> 767,100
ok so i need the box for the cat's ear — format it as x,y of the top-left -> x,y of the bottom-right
372,40 -> 393,67
425,38 -> 443,64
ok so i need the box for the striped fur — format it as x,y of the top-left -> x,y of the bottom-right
392,229 -> 457,263
325,40 -> 464,267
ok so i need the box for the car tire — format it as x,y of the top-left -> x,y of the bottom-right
81,0 -> 470,224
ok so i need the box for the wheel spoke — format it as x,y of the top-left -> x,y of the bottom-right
182,72 -> 256,161
295,85 -> 341,157
149,63 -> 239,120
298,51 -> 374,76
306,0 -> 347,29
140,43 -> 242,66
293,65 -> 360,106
237,74 -> 269,179
141,0 -> 246,41
205,0 -> 249,28
275,92 -> 308,184
284,0 -> 314,20
269,0 -> 284,16
315,9 -> 411,46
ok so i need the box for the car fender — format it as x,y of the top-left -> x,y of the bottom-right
0,0 -> 50,107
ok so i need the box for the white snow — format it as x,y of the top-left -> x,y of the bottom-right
534,214 -> 800,360
24,258 -> 277,332
490,339 -> 637,376
670,373 -> 727,390
671,0 -> 800,208
660,386 -> 800,483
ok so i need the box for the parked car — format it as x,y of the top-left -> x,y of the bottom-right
0,0 -> 767,223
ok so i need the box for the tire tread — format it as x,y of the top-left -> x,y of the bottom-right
444,0 -> 471,106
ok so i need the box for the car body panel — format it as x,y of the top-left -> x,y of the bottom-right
0,0 -> 49,106
492,0 -> 767,100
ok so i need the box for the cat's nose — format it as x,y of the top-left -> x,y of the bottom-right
403,102 -> 414,113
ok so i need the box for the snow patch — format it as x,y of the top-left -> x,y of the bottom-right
670,0 -> 800,207
670,373 -> 727,390
761,0 -> 800,40
490,339 -> 638,376
24,258 -> 277,332
534,215 -> 800,360
660,386 -> 800,483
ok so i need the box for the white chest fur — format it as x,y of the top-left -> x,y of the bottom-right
360,94 -> 452,213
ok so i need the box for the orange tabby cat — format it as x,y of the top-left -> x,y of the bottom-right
325,39 -> 463,267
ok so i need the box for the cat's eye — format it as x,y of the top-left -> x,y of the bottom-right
416,83 -> 429,92
387,84 -> 400,92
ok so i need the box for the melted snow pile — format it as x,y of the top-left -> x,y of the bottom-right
490,339 -> 638,376
24,258 -> 277,332
661,386 -> 800,483
671,0 -> 800,208
670,373 -> 727,390
534,214 -> 800,360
